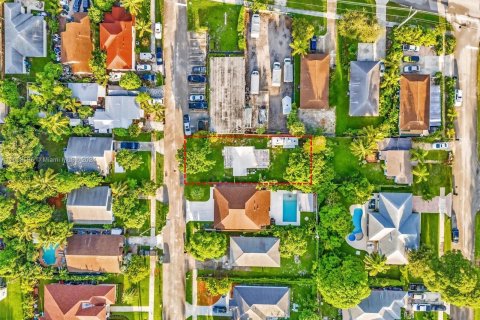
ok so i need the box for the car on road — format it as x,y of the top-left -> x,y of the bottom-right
402,55 -> 420,63
183,114 -> 192,136
189,94 -> 205,102
141,74 -> 156,82
402,44 -> 420,52
155,22 -> 162,39
188,75 -> 207,83
156,47 -> 163,65
432,142 -> 449,150
136,64 -> 152,72
403,65 -> 420,73
191,66 -> 207,74
120,142 -> 140,150
310,35 -> 317,52
212,306 -> 227,313
189,101 -> 208,109
139,52 -> 154,61
455,89 -> 463,106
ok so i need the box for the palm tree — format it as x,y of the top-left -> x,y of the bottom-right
121,0 -> 143,16
290,38 -> 309,57
410,148 -> 429,164
135,92 -> 152,111
364,252 -> 389,276
350,138 -> 371,161
360,125 -> 385,146
31,168 -> 59,200
39,113 -> 70,138
151,103 -> 165,122
412,164 -> 429,183
63,97 -> 81,113
135,19 -> 152,38
39,222 -> 73,247
111,181 -> 129,197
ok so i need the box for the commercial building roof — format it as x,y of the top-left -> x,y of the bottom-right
89,96 -> 144,132
43,284 -> 116,320
61,14 -> 93,75
213,185 -> 270,230
400,75 -> 430,134
99,7 -> 134,70
229,236 -> 280,267
300,54 -> 329,109
67,83 -> 106,106
342,290 -> 407,320
231,285 -> 290,320
4,3 -> 46,74
349,61 -> 381,116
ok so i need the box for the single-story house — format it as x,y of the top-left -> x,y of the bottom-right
65,234 -> 124,273
400,74 -> 430,135
4,3 -> 47,74
223,146 -> 270,176
349,61 -> 381,117
43,283 -> 116,320
68,83 -> 106,106
300,54 -> 329,109
89,95 -> 144,133
379,150 -> 413,185
368,193 -> 420,264
61,14 -> 93,75
230,285 -> 290,320
99,7 -> 135,70
229,236 -> 280,268
342,290 -> 407,320
67,186 -> 113,224
213,185 -> 270,230
64,137 -> 114,176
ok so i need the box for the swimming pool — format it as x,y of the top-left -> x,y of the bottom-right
283,193 -> 298,223
348,208 -> 363,241
42,245 -> 58,265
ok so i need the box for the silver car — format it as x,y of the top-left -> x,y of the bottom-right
189,94 -> 205,102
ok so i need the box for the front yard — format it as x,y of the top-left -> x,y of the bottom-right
420,213 -> 440,255
109,152 -> 152,182
412,163 -> 452,199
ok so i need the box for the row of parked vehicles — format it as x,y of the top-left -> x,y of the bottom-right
188,66 -> 208,109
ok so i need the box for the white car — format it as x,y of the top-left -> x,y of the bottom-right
189,94 -> 205,102
403,65 -> 420,73
155,22 -> 162,40
136,64 -> 152,72
109,72 -> 123,82
455,89 -> 463,107
139,52 -> 153,61
183,114 -> 192,136
403,44 -> 420,52
432,142 -> 449,150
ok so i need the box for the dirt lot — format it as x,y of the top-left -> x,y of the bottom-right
246,12 -> 293,133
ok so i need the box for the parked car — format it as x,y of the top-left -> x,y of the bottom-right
402,55 -> 420,63
451,211 -> 459,243
403,65 -> 420,73
188,75 -> 207,83
413,304 -> 431,312
431,305 -> 447,311
432,142 -> 449,150
156,47 -> 163,65
120,142 -> 140,150
109,72 -> 123,82
191,66 -> 207,74
189,94 -> 205,102
155,22 -> 162,39
402,44 -> 420,52
408,283 -> 427,292
136,64 -> 152,71
183,114 -> 192,136
189,101 -> 208,109
139,52 -> 154,61
212,306 -> 227,313
310,35 -> 317,52
455,89 -> 463,107
141,74 -> 156,82
379,62 -> 385,76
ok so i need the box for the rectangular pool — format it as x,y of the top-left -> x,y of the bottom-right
42,245 -> 58,265
283,194 -> 298,223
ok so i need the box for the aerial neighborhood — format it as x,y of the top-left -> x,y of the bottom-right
0,0 -> 478,320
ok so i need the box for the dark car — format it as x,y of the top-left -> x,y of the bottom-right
141,74 -> 156,82
192,66 -> 207,74
403,55 -> 420,63
212,306 -> 227,313
431,304 -> 447,311
310,35 -> 317,52
188,75 -> 207,83
73,0 -> 81,12
189,101 -> 208,109
156,47 -> 163,65
120,142 -> 140,150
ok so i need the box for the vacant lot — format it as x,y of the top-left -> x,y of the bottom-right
421,213 -> 439,255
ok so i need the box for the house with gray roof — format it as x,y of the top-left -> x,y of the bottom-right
89,96 -> 144,133
342,290 -> 407,320
64,137 -> 114,176
368,193 -> 420,264
67,83 -> 106,106
4,3 -> 46,74
67,186 -> 113,224
229,237 -> 280,268
349,61 -> 381,117
230,285 -> 290,320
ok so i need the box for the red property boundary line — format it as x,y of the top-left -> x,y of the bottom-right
183,134 -> 314,186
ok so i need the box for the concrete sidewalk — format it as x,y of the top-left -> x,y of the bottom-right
110,306 -> 151,312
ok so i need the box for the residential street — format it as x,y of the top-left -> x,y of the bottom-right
162,0 -> 189,318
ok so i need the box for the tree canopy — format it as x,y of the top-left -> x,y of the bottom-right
318,204 -> 352,250
273,226 -> 310,258
125,255 -> 150,283
116,150 -> 144,171
0,79 -> 20,107
186,230 -> 227,261
338,11 -> 381,43
119,71 -> 142,90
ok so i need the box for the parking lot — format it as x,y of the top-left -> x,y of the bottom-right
402,46 -> 455,77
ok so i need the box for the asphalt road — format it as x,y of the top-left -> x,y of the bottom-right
161,0 -> 189,319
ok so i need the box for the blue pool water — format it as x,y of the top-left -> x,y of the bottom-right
348,208 -> 363,241
42,245 -> 58,265
283,194 -> 298,223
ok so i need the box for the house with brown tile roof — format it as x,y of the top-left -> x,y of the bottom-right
65,234 -> 124,273
213,185 -> 270,230
61,14 -> 92,75
43,283 -> 116,320
399,75 -> 430,135
99,7 -> 134,70
300,54 -> 330,110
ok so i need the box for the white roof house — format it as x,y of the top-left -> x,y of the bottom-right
368,193 -> 420,265
89,96 -> 144,133
229,237 -> 280,268
67,186 -> 113,224
231,285 -> 290,320
68,83 -> 106,106
64,137 -> 114,176
343,290 -> 408,320
223,146 -> 270,176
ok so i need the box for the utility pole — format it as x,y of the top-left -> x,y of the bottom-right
397,7 -> 419,28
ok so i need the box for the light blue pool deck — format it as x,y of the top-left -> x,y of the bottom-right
283,193 -> 298,223
348,208 -> 364,241
42,245 -> 58,265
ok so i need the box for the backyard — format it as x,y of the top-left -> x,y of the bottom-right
420,213 -> 440,255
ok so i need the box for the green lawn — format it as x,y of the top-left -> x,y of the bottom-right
38,134 -> 68,172
115,132 -> 152,142
386,2 -> 446,27
412,164 -> 452,199
110,313 -> 149,320
337,0 -> 376,14
154,264 -> 162,320
187,0 -> 242,51
414,312 -> 439,320
425,150 -> 450,162
0,279 -> 23,320
156,154 -> 164,184
156,201 -> 169,233
185,185 -> 211,201
289,13 -> 326,35
444,216 -> 452,253
186,271 -> 193,304
294,55 -> 301,105
421,213 -> 440,255
196,317 -> 231,320
475,213 -> 480,259
287,0 -> 325,12
110,152 -> 152,182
